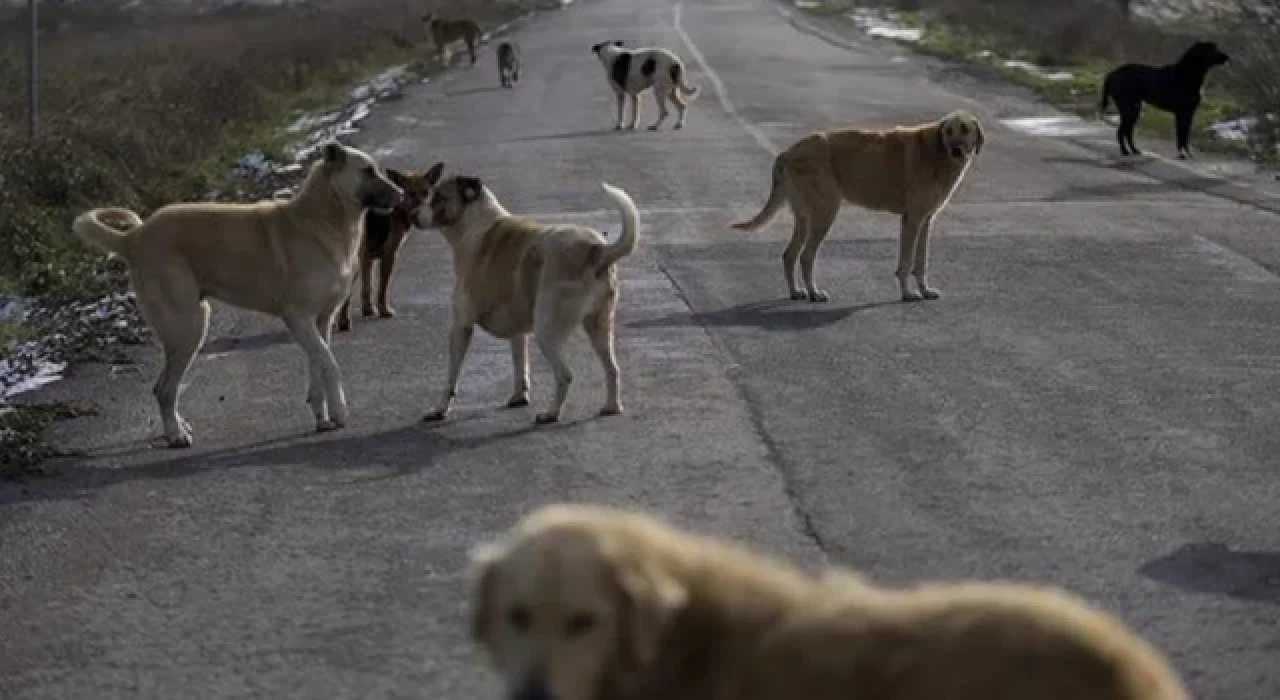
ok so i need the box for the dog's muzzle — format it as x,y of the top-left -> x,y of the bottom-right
950,146 -> 966,159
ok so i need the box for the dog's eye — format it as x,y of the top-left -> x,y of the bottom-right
563,612 -> 596,638
959,123 -> 969,135
507,606 -> 532,632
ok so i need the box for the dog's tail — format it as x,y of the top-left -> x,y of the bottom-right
730,156 -> 786,232
72,207 -> 143,258
597,182 -> 640,270
1097,74 -> 1112,119
671,63 -> 700,99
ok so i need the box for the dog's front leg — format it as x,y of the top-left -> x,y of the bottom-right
424,323 -> 474,422
627,93 -> 640,131
286,312 -> 347,431
897,213 -> 925,302
911,213 -> 941,300
614,91 -> 626,130
360,253 -> 377,317
375,251 -> 398,318
506,334 -> 531,408
1175,109 -> 1195,159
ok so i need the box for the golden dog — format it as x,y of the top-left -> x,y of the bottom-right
412,168 -> 640,425
469,504 -> 1190,700
72,142 -> 402,448
422,13 -> 482,67
731,110 -> 985,303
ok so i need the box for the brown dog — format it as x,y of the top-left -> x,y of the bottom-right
469,503 -> 1190,700
731,110 -> 985,303
72,143 -> 402,447
411,170 -> 639,425
336,165 -> 441,332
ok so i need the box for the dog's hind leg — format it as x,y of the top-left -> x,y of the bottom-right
584,291 -> 622,417
507,334 -> 531,408
798,192 -> 840,303
1117,101 -> 1142,155
375,253 -> 398,318
627,93 -> 641,131
145,294 -> 210,449
424,323 -> 474,421
670,86 -> 689,130
360,255 -> 377,318
910,212 -> 941,300
648,85 -> 670,131
533,294 -> 585,424
285,311 -> 347,432
782,208 -> 809,301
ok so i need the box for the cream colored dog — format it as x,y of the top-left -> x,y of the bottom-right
731,110 -> 985,303
412,167 -> 639,425
72,142 -> 403,448
469,503 -> 1191,700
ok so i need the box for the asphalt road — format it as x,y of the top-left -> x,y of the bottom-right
3,0 -> 1279,698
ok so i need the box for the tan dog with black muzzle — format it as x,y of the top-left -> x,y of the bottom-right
469,503 -> 1190,700
412,167 -> 640,425
72,142 -> 402,447
731,110 -> 985,303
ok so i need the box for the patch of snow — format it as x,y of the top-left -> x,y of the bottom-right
1002,60 -> 1074,82
794,0 -> 823,8
1207,117 -> 1258,142
847,8 -> 924,42
0,296 -> 31,324
1002,115 -> 1108,137
0,342 -> 67,400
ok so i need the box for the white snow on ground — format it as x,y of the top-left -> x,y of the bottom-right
847,7 -> 924,42
1001,116 -> 1110,137
1001,60 -> 1075,83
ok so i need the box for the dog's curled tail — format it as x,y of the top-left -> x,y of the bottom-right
671,63 -> 700,100
598,182 -> 640,270
72,207 -> 143,257
730,155 -> 786,232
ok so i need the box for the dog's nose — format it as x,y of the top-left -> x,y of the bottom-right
951,147 -> 965,158
511,678 -> 552,700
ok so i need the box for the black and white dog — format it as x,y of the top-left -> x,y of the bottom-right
591,40 -> 700,131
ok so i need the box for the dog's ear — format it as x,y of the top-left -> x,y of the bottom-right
458,176 -> 484,204
425,162 -> 446,187
612,550 -> 688,670
322,142 -> 347,167
467,542 -> 505,644
385,168 -> 408,188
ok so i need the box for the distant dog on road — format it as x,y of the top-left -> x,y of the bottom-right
497,41 -> 521,88
423,13 -> 482,67
591,40 -> 700,131
1099,40 -> 1230,159
72,143 -> 402,448
336,166 -> 440,333
413,167 -> 640,425
731,110 -> 985,303
470,503 -> 1192,700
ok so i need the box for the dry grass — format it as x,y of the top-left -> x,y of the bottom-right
0,0 -> 524,476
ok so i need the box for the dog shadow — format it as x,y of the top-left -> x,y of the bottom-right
507,128 -> 625,143
628,299 -> 896,333
0,414 -> 587,505
200,329 -> 293,356
1139,542 -> 1280,605
446,85 -> 507,97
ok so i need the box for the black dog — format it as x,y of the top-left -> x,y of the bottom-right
1098,40 -> 1230,159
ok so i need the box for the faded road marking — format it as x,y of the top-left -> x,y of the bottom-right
673,2 -> 779,157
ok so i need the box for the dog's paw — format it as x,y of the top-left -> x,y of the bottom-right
674,122 -> 685,130
614,124 -> 623,131
534,411 -> 560,425
901,291 -> 925,302
506,393 -> 531,408
648,124 -> 660,131
377,307 -> 396,319
807,289 -> 830,303
599,403 -> 623,417
336,319 -> 352,332
920,287 -> 941,300
789,289 -> 810,301
165,434 -> 194,449
422,409 -> 450,422
315,419 -> 344,433
361,306 -> 375,317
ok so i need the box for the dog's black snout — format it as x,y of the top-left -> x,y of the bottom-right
511,678 -> 553,700
951,146 -> 965,158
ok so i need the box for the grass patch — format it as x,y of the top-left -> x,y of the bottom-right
0,402 -> 96,480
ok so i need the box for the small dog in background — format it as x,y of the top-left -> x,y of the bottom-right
1099,40 -> 1230,159
422,12 -> 482,67
336,166 -> 441,333
497,41 -> 521,88
591,40 -> 700,131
